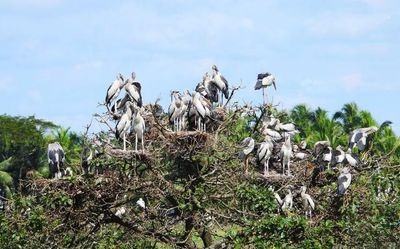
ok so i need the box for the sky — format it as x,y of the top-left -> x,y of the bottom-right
0,0 -> 399,134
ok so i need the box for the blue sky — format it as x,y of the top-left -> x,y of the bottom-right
1,0 -> 399,134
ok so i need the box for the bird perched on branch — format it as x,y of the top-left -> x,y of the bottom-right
239,137 -> 255,175
211,65 -> 229,106
48,142 -> 66,179
190,91 -> 211,131
337,167 -> 352,196
131,107 -> 146,152
125,72 -> 143,107
254,72 -> 276,105
105,73 -> 125,106
300,186 -> 315,218
331,145 -> 345,168
348,126 -> 378,152
257,136 -> 274,176
115,101 -> 134,151
280,136 -> 292,175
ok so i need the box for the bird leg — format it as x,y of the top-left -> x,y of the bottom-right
264,159 -> 269,176
141,137 -> 144,152
123,133 -> 126,151
135,133 -> 138,152
263,88 -> 265,105
245,157 -> 249,175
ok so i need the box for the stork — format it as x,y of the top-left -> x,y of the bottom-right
345,148 -> 359,167
322,146 -> 333,170
262,114 -> 279,128
313,140 -> 330,157
269,186 -> 283,212
125,72 -> 143,107
300,186 -> 315,218
136,198 -> 146,210
131,107 -> 146,152
211,65 -> 229,106
262,127 -> 282,141
332,145 -> 345,168
349,126 -> 378,152
169,91 -> 184,131
254,72 -> 276,105
280,135 -> 292,175
105,73 -> 125,106
337,167 -> 352,196
48,142 -> 66,179
281,188 -> 293,211
115,102 -> 133,151
111,94 -> 130,116
257,136 -> 274,176
239,137 -> 255,175
191,91 -> 211,131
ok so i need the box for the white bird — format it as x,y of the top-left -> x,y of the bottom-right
281,189 -> 293,211
105,73 -> 125,106
274,120 -> 297,133
322,146 -> 333,170
262,115 -> 279,128
211,65 -> 229,106
280,136 -> 292,175
191,91 -> 211,131
300,186 -> 315,218
269,186 -> 283,212
348,126 -> 378,151
136,198 -> 146,209
300,141 -> 307,150
332,145 -> 345,167
115,102 -> 133,151
239,137 -> 255,175
131,107 -> 146,152
254,72 -> 276,105
257,136 -> 274,176
169,91 -> 185,131
115,206 -> 126,218
295,152 -> 307,160
125,72 -> 143,107
337,167 -> 352,196
111,94 -> 130,116
48,142 -> 66,179
345,148 -> 359,167
262,127 -> 282,141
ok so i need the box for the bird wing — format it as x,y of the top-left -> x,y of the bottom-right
272,79 -> 277,90
274,193 -> 283,206
220,75 -> 229,98
105,80 -> 120,104
337,174 -> 351,195
257,142 -> 268,162
132,82 -> 142,91
254,79 -> 263,90
306,194 -> 315,210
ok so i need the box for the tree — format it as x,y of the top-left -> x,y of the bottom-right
333,102 -> 362,133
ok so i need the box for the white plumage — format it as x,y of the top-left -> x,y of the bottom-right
211,65 -> 229,105
281,189 -> 293,211
348,126 -> 378,151
257,136 -> 274,176
105,73 -> 125,106
136,198 -> 146,209
280,136 -> 292,175
115,102 -> 133,151
254,72 -> 276,105
131,107 -> 146,152
337,167 -> 352,196
239,137 -> 255,175
300,186 -> 315,218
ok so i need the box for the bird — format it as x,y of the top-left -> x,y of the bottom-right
269,186 -> 283,212
348,126 -> 378,152
322,146 -> 333,170
262,127 -> 282,141
257,136 -> 274,176
313,140 -> 330,157
295,152 -> 307,160
115,206 -> 126,218
239,137 -> 255,175
274,120 -> 297,133
131,107 -> 146,152
105,73 -> 125,106
300,141 -> 307,150
300,186 -> 315,218
115,101 -> 133,151
211,65 -> 229,106
190,91 -> 211,131
81,145 -> 93,175
47,142 -> 66,179
136,198 -> 146,210
345,148 -> 359,167
337,167 -> 352,196
281,188 -> 293,211
254,72 -> 276,105
196,72 -> 219,103
280,135 -> 292,175
332,145 -> 345,168
111,94 -> 130,116
125,72 -> 143,107
169,91 -> 183,131
262,115 -> 279,128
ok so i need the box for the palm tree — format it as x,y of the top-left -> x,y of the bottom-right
333,103 -> 362,133
290,104 -> 315,138
47,127 -> 82,166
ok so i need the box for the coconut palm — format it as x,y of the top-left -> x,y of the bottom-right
333,102 -> 362,133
